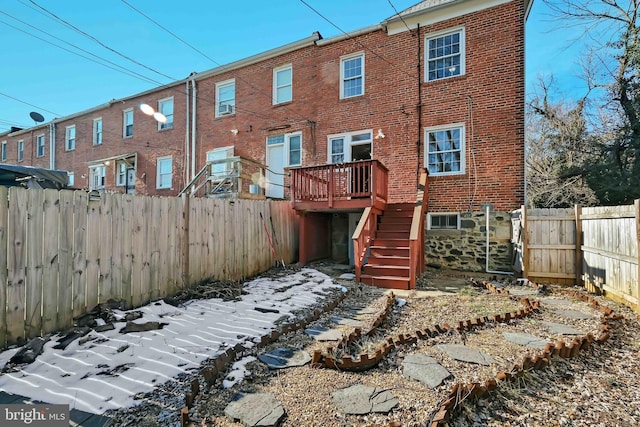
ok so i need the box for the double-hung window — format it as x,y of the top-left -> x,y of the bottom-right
425,123 -> 465,175
17,140 -> 24,162
93,118 -> 103,145
89,165 -> 105,190
340,52 -> 364,99
426,27 -> 465,81
267,133 -> 302,167
36,134 -> 45,157
216,79 -> 235,116
65,125 -> 76,151
158,98 -> 174,130
123,109 -> 134,137
156,156 -> 172,189
273,64 -> 292,104
1,141 -> 6,162
116,162 -> 127,186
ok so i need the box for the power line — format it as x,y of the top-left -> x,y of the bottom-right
27,0 -> 176,82
0,91 -> 61,116
387,0 -> 413,33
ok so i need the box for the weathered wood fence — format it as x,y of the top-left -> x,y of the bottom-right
0,186 -> 298,348
514,201 -> 640,313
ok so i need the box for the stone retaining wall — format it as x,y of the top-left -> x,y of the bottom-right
425,210 -> 513,272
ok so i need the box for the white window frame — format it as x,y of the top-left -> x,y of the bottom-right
215,79 -> 236,117
206,146 -> 235,180
65,125 -> 76,151
17,140 -> 24,162
1,141 -> 6,161
67,172 -> 74,187
327,129 -> 373,164
340,52 -> 365,99
89,165 -> 106,190
427,213 -> 461,230
273,64 -> 292,105
156,155 -> 173,189
36,134 -> 45,158
266,132 -> 302,167
158,97 -> 174,130
116,161 -> 127,186
93,118 -> 103,145
424,123 -> 466,176
425,26 -> 465,82
123,108 -> 134,137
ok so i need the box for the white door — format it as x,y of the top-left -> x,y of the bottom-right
266,143 -> 285,198
126,168 -> 135,194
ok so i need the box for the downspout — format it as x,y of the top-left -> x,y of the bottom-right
191,78 -> 197,181
185,80 -> 190,187
416,23 -> 422,179
49,121 -> 56,170
485,204 -> 514,275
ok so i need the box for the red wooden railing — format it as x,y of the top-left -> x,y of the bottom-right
409,170 -> 429,288
290,160 -> 388,211
352,206 -> 381,282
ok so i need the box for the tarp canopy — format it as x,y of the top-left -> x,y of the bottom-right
0,164 -> 69,189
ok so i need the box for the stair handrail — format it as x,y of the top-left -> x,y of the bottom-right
353,207 -> 380,282
408,170 -> 429,288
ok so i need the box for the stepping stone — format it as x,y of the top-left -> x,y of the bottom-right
552,309 -> 594,320
403,354 -> 451,388
305,326 -> 343,341
541,297 -> 571,307
331,316 -> 363,327
258,348 -> 311,369
347,306 -> 378,315
437,344 -> 496,366
541,321 -> 584,335
225,392 -> 285,427
332,384 -> 398,415
509,288 -> 539,296
503,332 -> 548,349
339,273 -> 356,280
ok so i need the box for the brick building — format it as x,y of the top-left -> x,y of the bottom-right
0,0 -> 532,287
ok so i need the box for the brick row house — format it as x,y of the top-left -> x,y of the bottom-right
0,0 -> 532,288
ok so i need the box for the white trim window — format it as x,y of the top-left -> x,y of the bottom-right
156,156 -> 172,189
89,165 -> 106,190
158,97 -> 174,130
67,172 -> 74,187
116,162 -> 127,186
36,134 -> 45,157
427,213 -> 460,230
65,125 -> 76,151
1,141 -> 6,161
273,64 -> 292,104
17,140 -> 24,162
123,109 -> 134,137
425,27 -> 465,82
340,52 -> 365,99
206,146 -> 235,179
93,118 -> 103,145
424,123 -> 465,176
328,130 -> 373,164
216,79 -> 235,117
267,132 -> 302,166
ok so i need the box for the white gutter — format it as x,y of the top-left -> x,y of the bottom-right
315,24 -> 382,46
485,204 -> 514,275
49,122 -> 55,170
191,79 -> 197,181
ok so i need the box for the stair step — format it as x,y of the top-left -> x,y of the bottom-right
379,216 -> 413,225
369,246 -> 409,257
382,210 -> 414,218
367,255 -> 410,266
360,275 -> 412,290
363,265 -> 410,277
377,222 -> 411,231
372,238 -> 410,247
376,231 -> 410,239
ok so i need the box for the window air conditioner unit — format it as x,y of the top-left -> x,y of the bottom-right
219,104 -> 233,115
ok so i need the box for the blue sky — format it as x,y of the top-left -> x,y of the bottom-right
0,0 -> 587,132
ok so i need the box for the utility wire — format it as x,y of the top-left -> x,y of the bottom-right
27,0 -> 176,82
0,91 -> 61,116
387,0 -> 413,33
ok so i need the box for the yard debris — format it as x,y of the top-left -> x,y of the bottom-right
53,326 -> 91,350
4,337 -> 49,369
119,321 -> 168,334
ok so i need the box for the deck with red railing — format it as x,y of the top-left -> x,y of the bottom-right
290,160 -> 388,212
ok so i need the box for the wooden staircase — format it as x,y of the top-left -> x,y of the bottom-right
360,203 -> 414,289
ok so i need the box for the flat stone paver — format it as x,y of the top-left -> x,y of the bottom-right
552,309 -> 594,320
509,288 -> 540,296
305,326 -> 343,341
403,354 -> 451,388
503,332 -> 548,349
541,321 -> 585,335
437,344 -> 496,366
225,392 -> 285,427
332,385 -> 398,415
331,316 -> 363,327
339,273 -> 356,280
541,297 -> 572,307
258,348 -> 311,369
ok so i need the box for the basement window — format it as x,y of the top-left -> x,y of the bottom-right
428,213 -> 460,230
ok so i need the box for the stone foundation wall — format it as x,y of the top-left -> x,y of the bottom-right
425,211 -> 513,272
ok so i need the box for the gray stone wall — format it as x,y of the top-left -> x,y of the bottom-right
424,211 -> 513,272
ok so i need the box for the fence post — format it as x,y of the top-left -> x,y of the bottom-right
181,194 -> 190,289
575,204 -> 582,287
0,186 -> 8,348
521,205 -> 528,280
635,199 -> 640,313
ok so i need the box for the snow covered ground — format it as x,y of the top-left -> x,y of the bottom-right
0,268 -> 344,415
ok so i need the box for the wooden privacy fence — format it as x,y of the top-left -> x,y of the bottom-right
514,201 -> 640,313
0,186 -> 298,348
